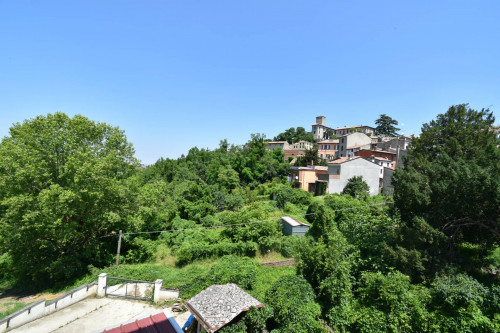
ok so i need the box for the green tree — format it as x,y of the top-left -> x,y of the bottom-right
354,271 -> 430,332
217,167 -> 240,190
392,104 -> 500,279
429,274 -> 495,332
275,185 -> 293,210
274,127 -> 314,144
294,145 -> 327,167
323,129 -> 337,140
0,113 -> 137,285
375,114 -> 400,136
265,275 -> 325,332
342,176 -> 370,199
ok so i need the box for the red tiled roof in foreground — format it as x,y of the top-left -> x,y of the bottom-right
102,311 -> 182,333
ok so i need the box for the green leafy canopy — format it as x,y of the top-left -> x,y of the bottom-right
0,113 -> 137,285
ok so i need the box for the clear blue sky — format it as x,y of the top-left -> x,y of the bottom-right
1,1 -> 498,164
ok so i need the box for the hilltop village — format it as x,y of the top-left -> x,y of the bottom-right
265,115 -> 412,196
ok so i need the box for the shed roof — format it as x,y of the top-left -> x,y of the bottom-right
281,216 -> 309,227
184,284 -> 264,333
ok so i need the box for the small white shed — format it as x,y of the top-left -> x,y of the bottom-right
281,216 -> 310,236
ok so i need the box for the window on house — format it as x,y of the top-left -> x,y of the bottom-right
337,169 -> 340,175
341,138 -> 344,143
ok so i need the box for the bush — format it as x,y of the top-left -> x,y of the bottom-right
290,188 -> 313,206
275,185 -> 293,210
200,215 -> 218,227
279,236 -> 303,258
208,255 -> 257,289
431,273 -> 488,310
179,256 -> 258,298
355,271 -> 430,331
122,237 -> 158,264
175,241 -> 258,266
218,320 -> 247,333
0,253 -> 12,281
265,275 -> 325,332
342,176 -> 370,199
429,274 -> 494,332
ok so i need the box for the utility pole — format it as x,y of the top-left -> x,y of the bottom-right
116,230 -> 122,266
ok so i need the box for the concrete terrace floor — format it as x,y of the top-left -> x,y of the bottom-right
11,297 -> 190,333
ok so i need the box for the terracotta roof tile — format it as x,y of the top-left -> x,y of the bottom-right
101,311 -> 182,333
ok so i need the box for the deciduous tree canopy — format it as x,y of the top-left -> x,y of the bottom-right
0,113 -> 137,285
273,126 -> 314,144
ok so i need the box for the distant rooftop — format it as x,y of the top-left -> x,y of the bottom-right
317,139 -> 339,144
334,125 -> 374,130
328,156 -> 361,164
290,165 -> 328,171
184,284 -> 264,333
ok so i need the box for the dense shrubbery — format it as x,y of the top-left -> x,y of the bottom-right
176,241 -> 258,266
1,108 -> 498,331
265,275 -> 325,332
179,255 -> 258,298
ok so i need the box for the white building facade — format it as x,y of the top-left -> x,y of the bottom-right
328,156 -> 381,196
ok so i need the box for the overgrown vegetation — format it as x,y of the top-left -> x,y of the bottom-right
1,106 -> 498,331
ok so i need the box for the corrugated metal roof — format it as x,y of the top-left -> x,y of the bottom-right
281,216 -> 308,227
101,311 -> 183,333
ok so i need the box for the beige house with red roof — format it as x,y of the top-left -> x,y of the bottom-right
289,165 -> 329,195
